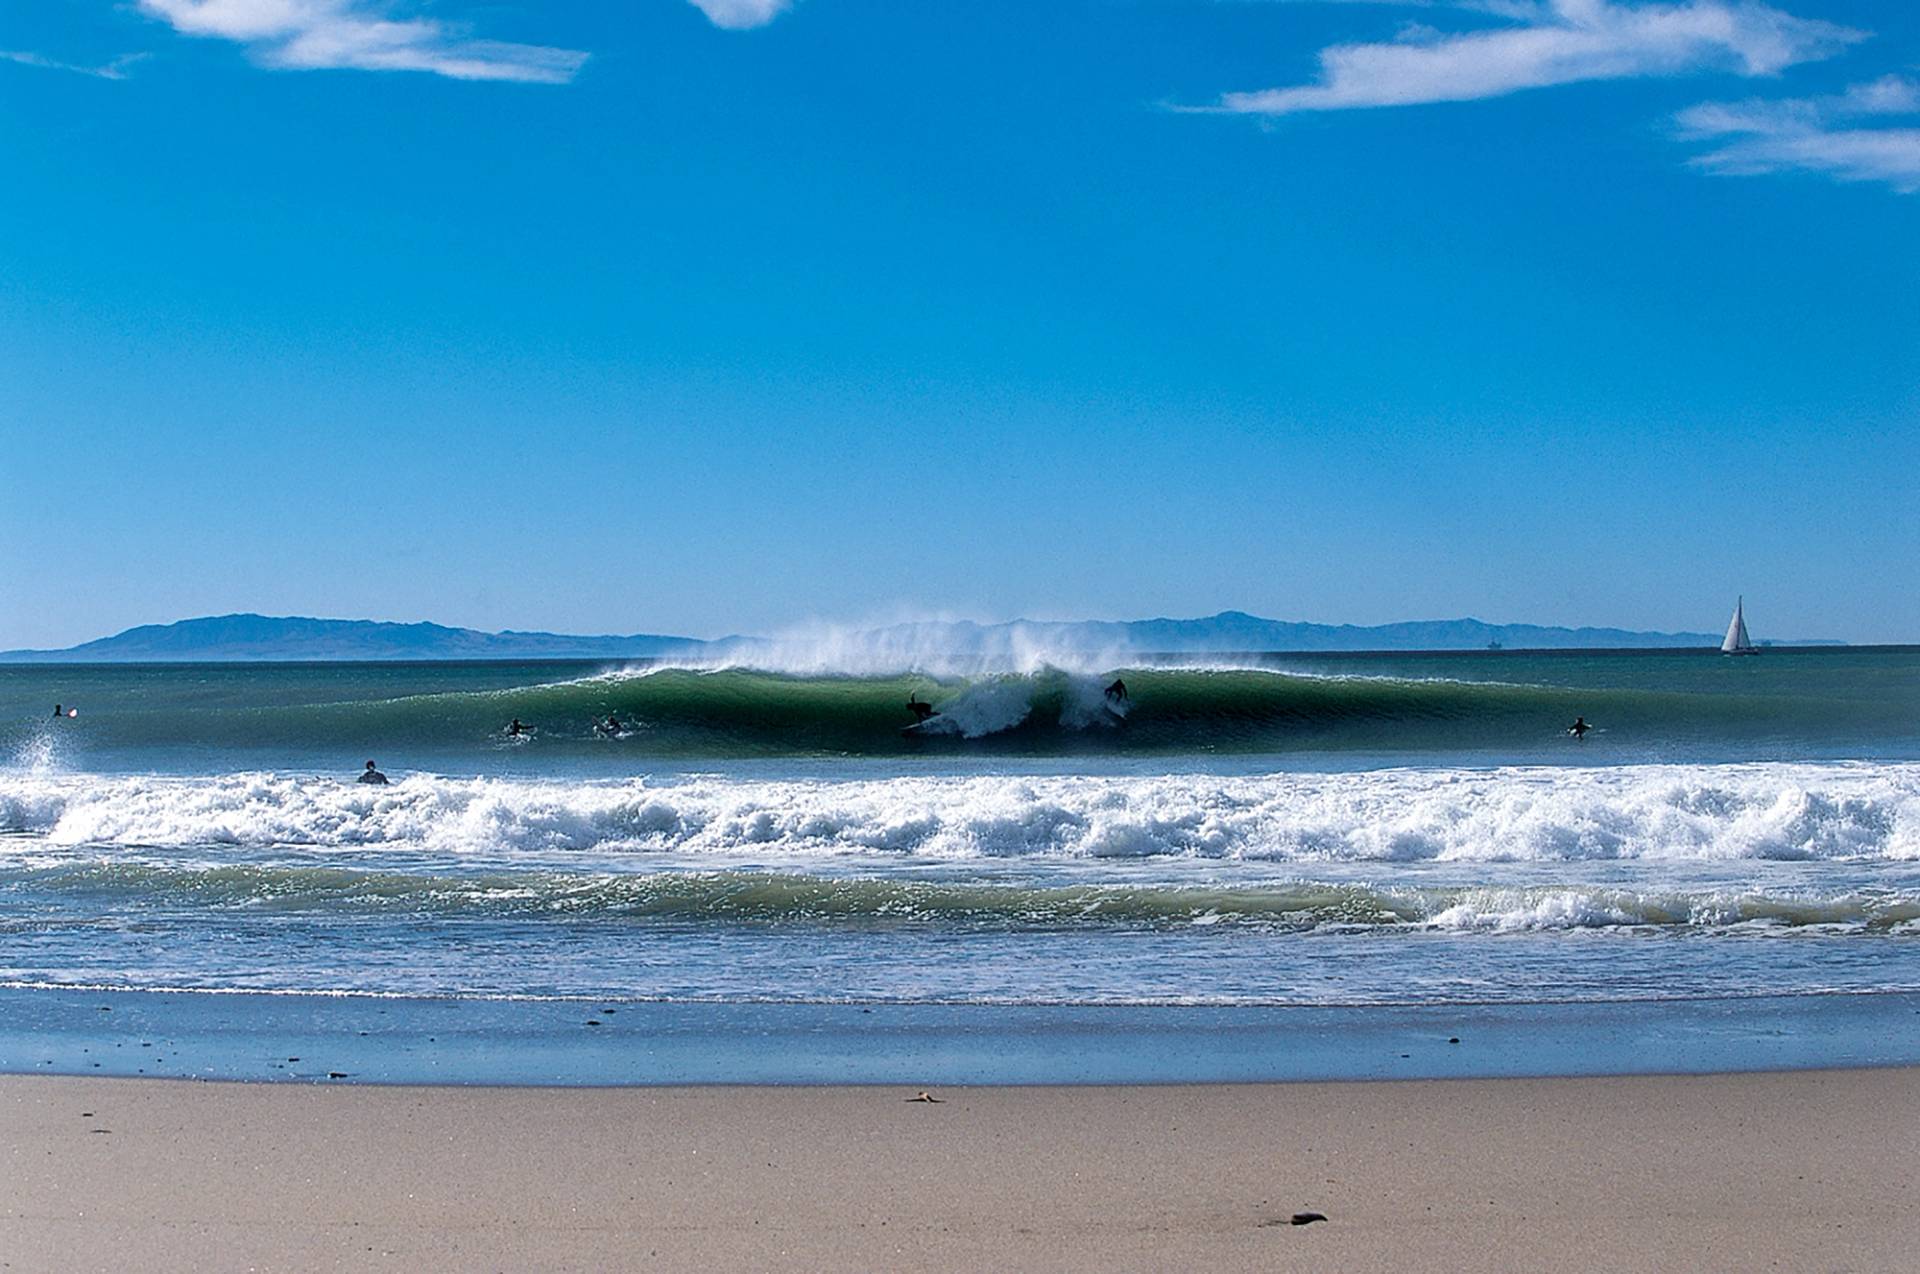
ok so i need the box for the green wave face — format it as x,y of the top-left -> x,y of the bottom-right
9,660 -> 1919,759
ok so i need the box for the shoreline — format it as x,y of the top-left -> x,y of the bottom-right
7,987 -> 1920,1086
6,1069 -> 1917,1271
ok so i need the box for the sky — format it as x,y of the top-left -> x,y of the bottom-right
1,0 -> 1915,649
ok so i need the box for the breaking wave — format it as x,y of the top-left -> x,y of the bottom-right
3,762 -> 1916,863
10,663 -> 1909,758
2,861 -> 1917,934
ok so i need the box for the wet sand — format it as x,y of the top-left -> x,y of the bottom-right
3,1069 -> 1917,1272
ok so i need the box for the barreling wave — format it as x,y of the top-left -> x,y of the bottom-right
3,763 -> 1916,863
10,664 -> 1909,758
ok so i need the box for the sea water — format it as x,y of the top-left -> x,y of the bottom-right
3,649 -> 1918,1081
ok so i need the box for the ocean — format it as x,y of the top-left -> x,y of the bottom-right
4,648 -> 1919,1082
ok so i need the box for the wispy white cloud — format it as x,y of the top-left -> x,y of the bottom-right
131,0 -> 795,82
1204,1 -> 1862,115
1676,75 -> 1920,192
687,0 -> 794,31
136,0 -> 590,83
0,50 -> 150,80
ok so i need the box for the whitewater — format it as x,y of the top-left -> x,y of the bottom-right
5,763 -> 1917,863
3,648 -> 1918,1006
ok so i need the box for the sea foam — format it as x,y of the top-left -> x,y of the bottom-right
2,763 -> 1915,863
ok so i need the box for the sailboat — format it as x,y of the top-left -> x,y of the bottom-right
1721,596 -> 1759,656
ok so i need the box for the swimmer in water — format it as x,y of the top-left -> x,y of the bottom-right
1568,716 -> 1591,740
358,760 -> 389,785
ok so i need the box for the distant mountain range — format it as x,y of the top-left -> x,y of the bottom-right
0,610 -> 1839,663
0,615 -> 704,663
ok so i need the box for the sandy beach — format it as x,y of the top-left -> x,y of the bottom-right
4,1068 -> 1916,1272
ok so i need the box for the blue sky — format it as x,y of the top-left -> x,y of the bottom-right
1,0 -> 1915,648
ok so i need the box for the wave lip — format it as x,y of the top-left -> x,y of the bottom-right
2,762 -> 1917,864
660,619 -> 1148,678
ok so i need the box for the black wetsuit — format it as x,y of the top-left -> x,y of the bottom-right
359,768 -> 389,785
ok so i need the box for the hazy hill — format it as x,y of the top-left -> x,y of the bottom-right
0,614 -> 703,662
763,612 -> 1737,656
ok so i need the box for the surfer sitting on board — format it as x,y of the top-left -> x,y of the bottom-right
358,760 -> 390,785
906,693 -> 936,724
1568,716 -> 1591,741
1105,678 -> 1128,703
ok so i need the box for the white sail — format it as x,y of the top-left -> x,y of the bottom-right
1722,597 -> 1754,654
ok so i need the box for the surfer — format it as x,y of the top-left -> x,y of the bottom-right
599,714 -> 623,736
906,693 -> 936,724
507,718 -> 527,737
1105,678 -> 1128,703
1568,716 -> 1591,741
358,760 -> 390,785
52,704 -> 64,720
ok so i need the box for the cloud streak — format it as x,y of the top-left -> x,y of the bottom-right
687,0 -> 794,31
1205,1 -> 1862,115
1676,75 -> 1920,192
0,50 -> 149,80
136,0 -> 590,83
130,0 -> 798,82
